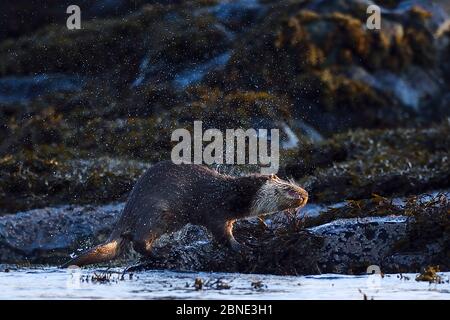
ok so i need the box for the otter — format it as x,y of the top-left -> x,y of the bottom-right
62,161 -> 308,267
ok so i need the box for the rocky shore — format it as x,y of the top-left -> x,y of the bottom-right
1,191 -> 448,274
1,0 -> 449,275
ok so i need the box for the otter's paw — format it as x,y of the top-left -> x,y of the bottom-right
229,240 -> 251,255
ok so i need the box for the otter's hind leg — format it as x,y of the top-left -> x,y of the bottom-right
210,220 -> 249,253
131,205 -> 182,256
61,238 -> 125,268
132,233 -> 158,256
131,219 -> 175,256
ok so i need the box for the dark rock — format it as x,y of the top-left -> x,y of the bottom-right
131,220 -> 324,275
0,0 -> 147,42
311,216 -> 409,273
1,200 -> 446,275
0,151 -> 150,214
0,74 -> 84,105
282,121 -> 450,203
0,3 -> 231,83
0,204 -> 122,264
217,0 -> 450,132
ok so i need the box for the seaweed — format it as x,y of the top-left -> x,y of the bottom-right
0,147 -> 149,214
397,195 -> 450,269
282,121 -> 450,203
302,192 -> 449,271
415,266 -> 443,284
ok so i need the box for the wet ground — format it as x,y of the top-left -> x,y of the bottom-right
0,267 -> 448,300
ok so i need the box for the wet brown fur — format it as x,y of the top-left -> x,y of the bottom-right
62,161 -> 308,267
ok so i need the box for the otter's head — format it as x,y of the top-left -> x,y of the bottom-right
251,174 -> 308,216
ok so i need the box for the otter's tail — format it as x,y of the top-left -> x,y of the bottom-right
61,238 -> 125,268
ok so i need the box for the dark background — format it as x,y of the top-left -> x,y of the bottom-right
0,0 -> 449,213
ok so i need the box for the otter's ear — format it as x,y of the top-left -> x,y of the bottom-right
270,174 -> 278,180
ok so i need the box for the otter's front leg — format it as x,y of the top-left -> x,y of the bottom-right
209,220 -> 249,254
